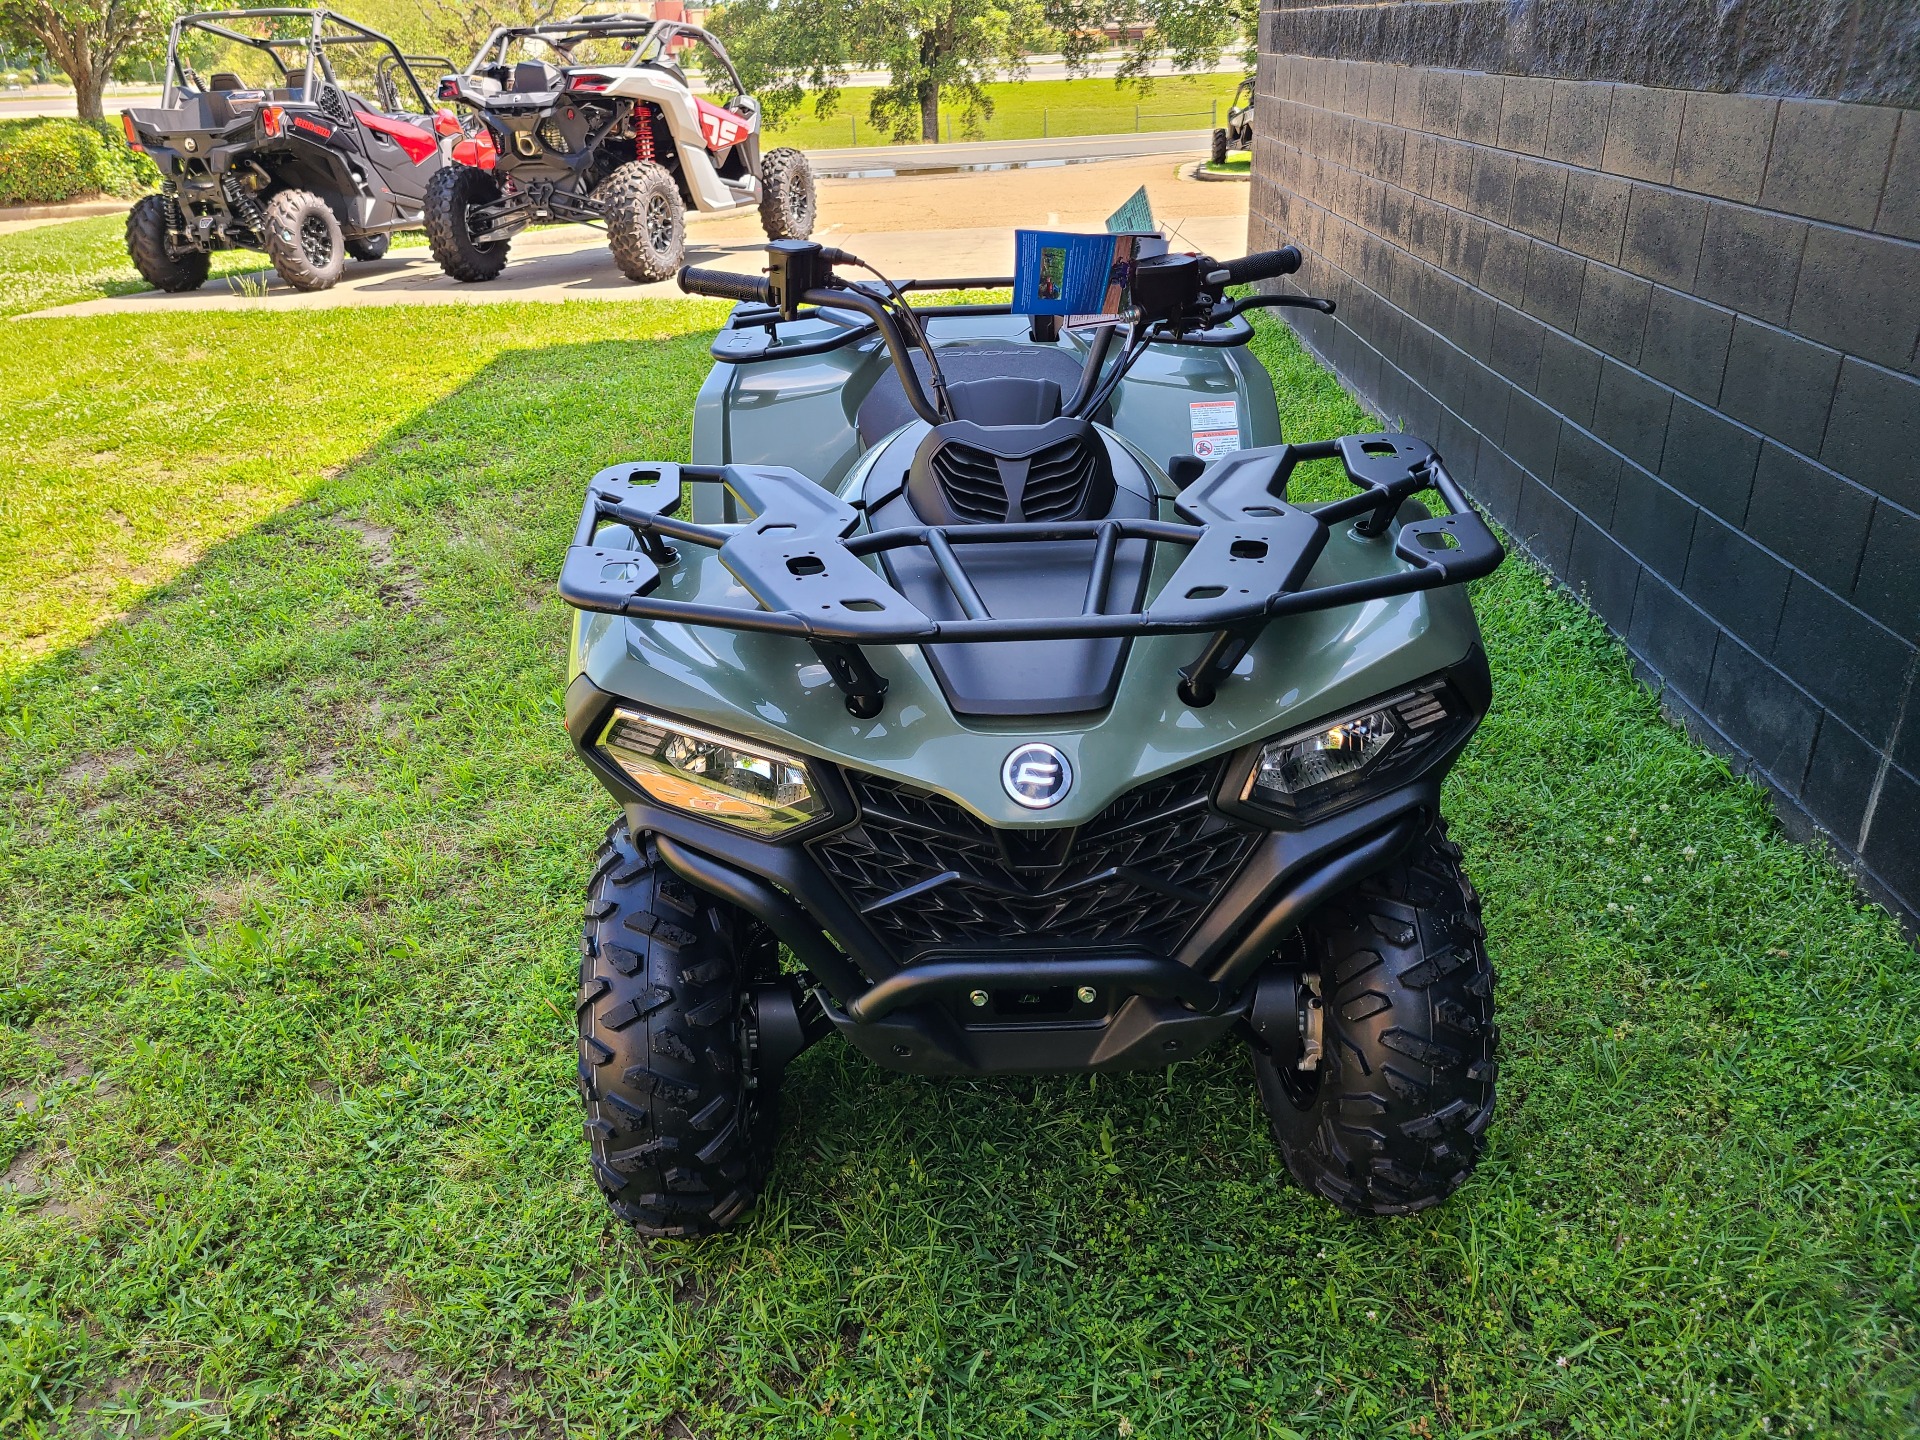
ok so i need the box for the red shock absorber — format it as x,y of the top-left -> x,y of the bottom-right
634,104 -> 655,163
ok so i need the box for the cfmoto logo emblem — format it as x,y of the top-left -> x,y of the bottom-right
1002,743 -> 1071,809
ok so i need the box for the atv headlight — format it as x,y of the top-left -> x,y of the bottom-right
1241,682 -> 1467,822
1253,708 -> 1401,798
596,709 -> 825,837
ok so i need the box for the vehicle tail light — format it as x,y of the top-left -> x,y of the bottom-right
259,105 -> 282,137
569,74 -> 610,92
121,114 -> 143,150
432,107 -> 462,137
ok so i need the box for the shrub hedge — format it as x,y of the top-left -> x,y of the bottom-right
0,117 -> 158,205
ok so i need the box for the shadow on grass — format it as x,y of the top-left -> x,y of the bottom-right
0,316 -> 1915,1438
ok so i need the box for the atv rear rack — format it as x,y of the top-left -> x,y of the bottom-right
558,432 -> 1503,715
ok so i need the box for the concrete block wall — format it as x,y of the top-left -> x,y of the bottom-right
1249,0 -> 1920,922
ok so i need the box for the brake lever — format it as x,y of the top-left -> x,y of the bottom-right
1230,293 -> 1337,317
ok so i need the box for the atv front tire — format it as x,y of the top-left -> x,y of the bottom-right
344,231 -> 390,262
758,146 -> 816,239
424,166 -> 509,282
261,189 -> 345,291
604,160 -> 686,282
1252,821 -> 1496,1215
125,195 -> 210,293
1210,128 -> 1230,165
577,822 -> 781,1237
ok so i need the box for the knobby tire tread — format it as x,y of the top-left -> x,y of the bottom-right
577,822 -> 777,1238
1255,820 -> 1497,1215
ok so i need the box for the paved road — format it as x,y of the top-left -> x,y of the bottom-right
0,54 -> 1244,117
20,210 -> 1246,320
828,55 -> 1243,87
808,129 -> 1213,176
0,88 -> 162,118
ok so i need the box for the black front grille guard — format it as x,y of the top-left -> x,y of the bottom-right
558,430 -> 1504,716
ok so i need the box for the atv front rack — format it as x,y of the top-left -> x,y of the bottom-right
558,433 -> 1503,715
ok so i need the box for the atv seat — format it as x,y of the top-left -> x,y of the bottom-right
856,345 -> 1109,446
204,78 -> 265,125
509,60 -> 564,93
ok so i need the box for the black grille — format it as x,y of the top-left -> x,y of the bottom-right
318,85 -> 352,124
926,432 -> 1106,523
928,442 -> 1005,522
810,762 -> 1262,960
1020,434 -> 1104,520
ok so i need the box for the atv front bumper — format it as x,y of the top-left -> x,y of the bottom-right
564,655 -> 1486,1076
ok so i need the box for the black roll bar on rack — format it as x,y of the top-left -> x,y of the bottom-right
558,433 -> 1504,716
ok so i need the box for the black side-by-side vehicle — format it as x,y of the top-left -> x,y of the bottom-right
121,8 -> 462,292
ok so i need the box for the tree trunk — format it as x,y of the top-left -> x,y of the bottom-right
72,60 -> 106,122
918,79 -> 939,143
33,22 -> 107,121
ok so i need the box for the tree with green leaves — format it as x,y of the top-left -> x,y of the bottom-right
0,0 -> 178,119
409,0 -> 564,66
711,0 -> 1039,144
710,0 -> 1251,145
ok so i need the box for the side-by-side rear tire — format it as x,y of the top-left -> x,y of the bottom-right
603,160 -> 686,283
1210,128 -> 1230,165
261,188 -> 345,291
757,146 -> 816,240
424,166 -> 510,282
577,822 -> 781,1238
1251,820 -> 1496,1216
125,195 -> 210,293
344,231 -> 390,262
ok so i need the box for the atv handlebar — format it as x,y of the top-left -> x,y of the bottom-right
1213,246 -> 1302,287
679,266 -> 774,305
681,238 -> 1329,427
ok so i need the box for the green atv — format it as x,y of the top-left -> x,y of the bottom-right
559,238 -> 1504,1237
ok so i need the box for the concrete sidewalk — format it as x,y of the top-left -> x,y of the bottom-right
19,212 -> 1246,319
0,198 -> 133,236
807,130 -> 1212,176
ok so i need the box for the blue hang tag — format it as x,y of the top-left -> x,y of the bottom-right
1014,230 -> 1146,316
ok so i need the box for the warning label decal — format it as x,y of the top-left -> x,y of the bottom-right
1189,399 -> 1240,459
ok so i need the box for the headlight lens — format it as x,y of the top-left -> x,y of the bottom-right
1243,683 -> 1463,820
1253,708 -> 1400,797
596,709 -> 826,837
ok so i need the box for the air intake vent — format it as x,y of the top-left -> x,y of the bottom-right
928,442 -> 1007,522
1020,433 -> 1103,521
908,417 -> 1116,526
318,86 -> 352,124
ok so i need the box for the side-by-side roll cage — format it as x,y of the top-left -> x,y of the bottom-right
160,9 -> 442,114
457,11 -> 748,95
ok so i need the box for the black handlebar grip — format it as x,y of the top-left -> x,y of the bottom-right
677,267 -> 773,304
1217,246 -> 1303,287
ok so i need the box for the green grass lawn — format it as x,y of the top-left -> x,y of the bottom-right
0,214 -> 265,322
766,74 -> 1234,149
0,213 -> 450,325
1,263 -> 1916,1435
